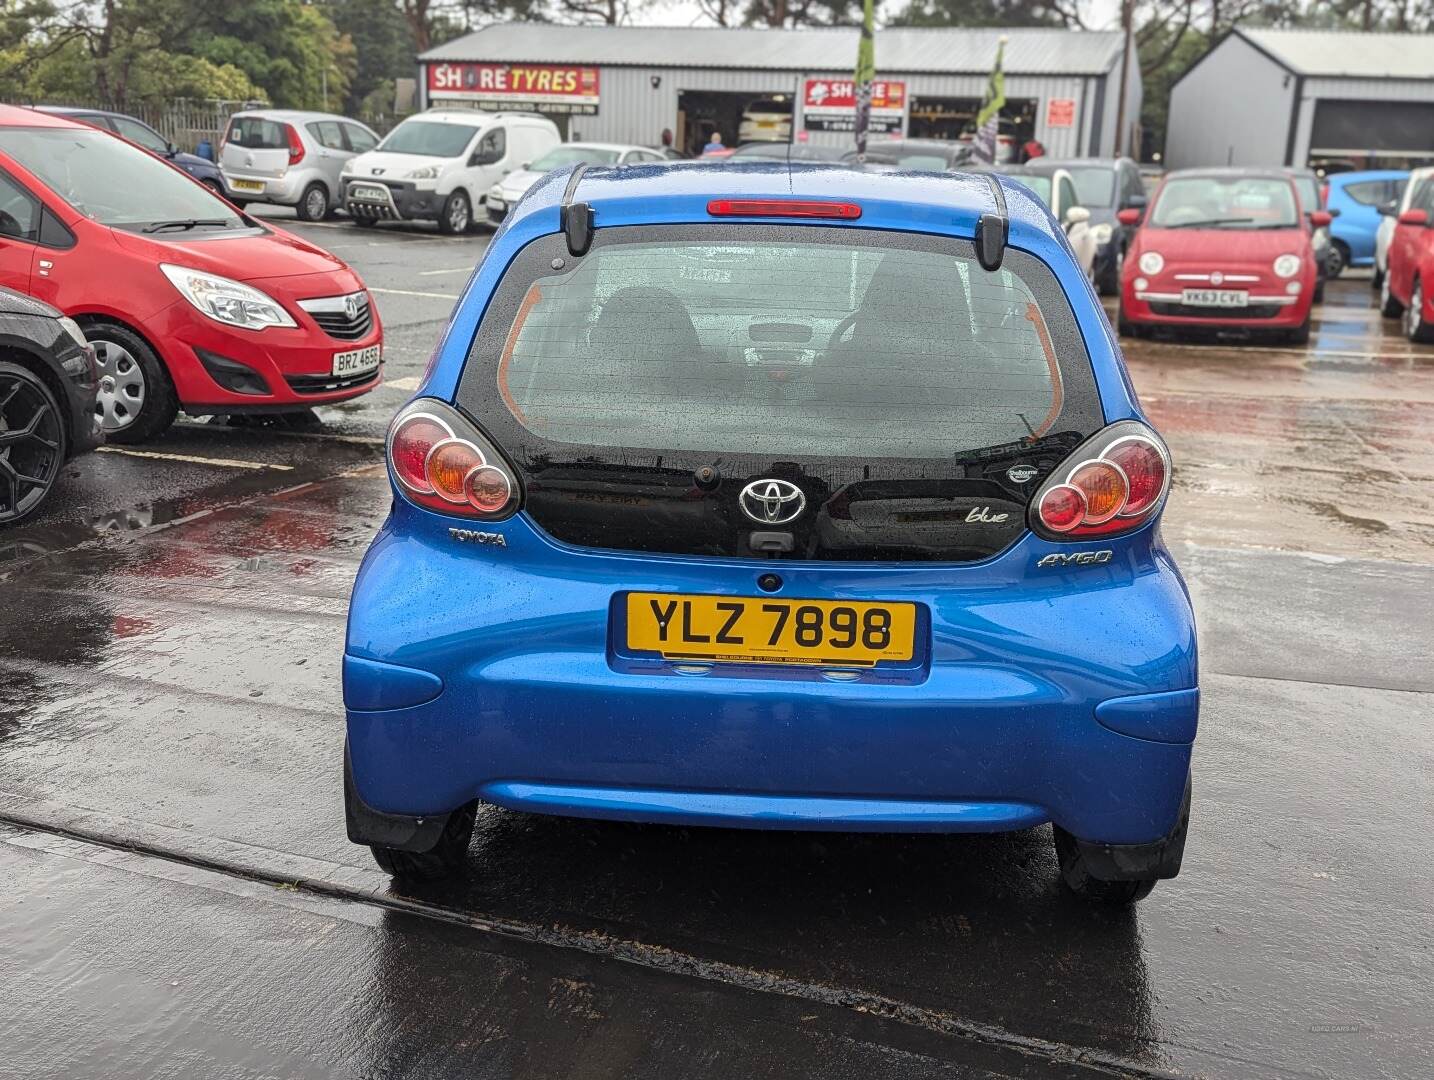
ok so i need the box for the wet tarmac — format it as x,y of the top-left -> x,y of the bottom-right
1,220 -> 1430,1079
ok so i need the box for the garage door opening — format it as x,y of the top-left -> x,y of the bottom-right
908,96 -> 1038,161
1308,99 -> 1434,172
677,89 -> 794,156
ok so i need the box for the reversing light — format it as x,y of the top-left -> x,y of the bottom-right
387,399 -> 520,520
707,199 -> 861,219
1030,422 -> 1171,540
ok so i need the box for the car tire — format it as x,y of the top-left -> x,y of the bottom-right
1380,271 -> 1404,319
1097,247 -> 1122,296
1313,279 -> 1325,305
296,182 -> 330,222
1406,279 -> 1434,343
82,322 -> 177,444
369,802 -> 477,881
438,190 -> 472,235
1053,827 -> 1158,904
0,359 -> 67,527
1372,266 -> 1384,291
1327,241 -> 1348,279
1286,314 -> 1312,346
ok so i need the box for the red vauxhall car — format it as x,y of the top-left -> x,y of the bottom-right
1118,168 -> 1329,344
0,106 -> 381,442
1382,176 -> 1434,343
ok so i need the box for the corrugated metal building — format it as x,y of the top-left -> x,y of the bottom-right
417,25 -> 1141,159
1166,28 -> 1434,170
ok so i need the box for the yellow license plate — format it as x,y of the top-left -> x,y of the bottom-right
231,179 -> 264,192
625,592 -> 917,667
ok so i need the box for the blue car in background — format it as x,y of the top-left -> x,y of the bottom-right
32,105 -> 225,193
1325,170 -> 1408,275
343,163 -> 1198,904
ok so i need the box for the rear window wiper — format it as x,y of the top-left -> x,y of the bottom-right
142,218 -> 234,234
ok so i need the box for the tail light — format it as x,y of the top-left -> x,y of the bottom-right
1029,421 -> 1171,539
285,124 -> 305,166
386,398 -> 520,520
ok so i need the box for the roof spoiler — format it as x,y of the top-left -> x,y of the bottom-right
561,164 -> 594,256
975,173 -> 1008,272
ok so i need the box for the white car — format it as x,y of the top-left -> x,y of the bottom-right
999,164 -> 1098,278
487,143 -> 669,225
220,110 -> 380,221
1375,165 -> 1434,290
342,111 -> 560,234
738,98 -> 794,144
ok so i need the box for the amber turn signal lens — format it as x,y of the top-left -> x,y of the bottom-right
1068,461 -> 1129,525
426,439 -> 483,504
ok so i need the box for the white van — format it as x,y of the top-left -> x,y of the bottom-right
341,111 -> 560,233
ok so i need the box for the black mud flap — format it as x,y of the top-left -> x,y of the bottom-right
1073,773 -> 1192,881
344,743 -> 451,853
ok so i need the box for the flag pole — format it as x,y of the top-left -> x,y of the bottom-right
853,0 -> 875,161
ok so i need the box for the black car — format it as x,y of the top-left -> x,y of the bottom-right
31,106 -> 225,194
840,138 -> 975,172
0,287 -> 101,526
1038,157 -> 1146,295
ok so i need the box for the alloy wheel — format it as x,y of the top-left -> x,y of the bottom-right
93,338 -> 147,432
0,371 -> 63,524
448,197 -> 469,232
305,186 -> 328,219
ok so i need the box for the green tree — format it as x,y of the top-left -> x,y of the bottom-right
888,0 -> 1081,26
327,0 -> 410,113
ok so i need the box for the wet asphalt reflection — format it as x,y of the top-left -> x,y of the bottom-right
0,220 -> 1430,1080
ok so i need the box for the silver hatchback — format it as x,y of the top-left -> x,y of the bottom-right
220,110 -> 379,221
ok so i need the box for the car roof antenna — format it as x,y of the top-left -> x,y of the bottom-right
561,164 -> 594,256
975,173 -> 1008,272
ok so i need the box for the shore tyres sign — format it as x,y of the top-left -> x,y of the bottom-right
803,78 -> 905,134
427,63 -> 600,115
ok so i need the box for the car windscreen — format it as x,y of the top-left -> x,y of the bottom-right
1065,167 -> 1116,207
473,229 -> 1092,460
1291,176 -> 1320,213
1151,176 -> 1299,229
378,120 -> 479,158
226,116 -> 287,150
1010,175 -> 1053,206
0,127 -> 242,232
530,146 -> 621,171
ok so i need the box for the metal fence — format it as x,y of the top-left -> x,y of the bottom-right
0,97 -> 267,154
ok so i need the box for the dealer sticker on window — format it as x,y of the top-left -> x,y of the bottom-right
332,344 -> 381,378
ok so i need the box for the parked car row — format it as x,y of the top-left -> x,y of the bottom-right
0,104 -> 384,524
1377,173 -> 1434,342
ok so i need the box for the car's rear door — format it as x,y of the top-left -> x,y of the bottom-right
221,115 -> 291,181
455,222 -> 1105,567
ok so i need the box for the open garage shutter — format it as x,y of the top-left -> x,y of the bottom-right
1310,99 -> 1434,155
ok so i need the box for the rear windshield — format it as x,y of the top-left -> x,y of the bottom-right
1151,176 -> 1299,229
378,120 -> 479,158
474,227 -> 1094,461
226,116 -> 288,150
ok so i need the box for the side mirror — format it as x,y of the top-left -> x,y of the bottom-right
1327,207 -> 1341,218
1309,210 -> 1333,228
1064,205 -> 1091,226
521,160 -> 531,170
1117,207 -> 1143,226
1398,208 -> 1430,227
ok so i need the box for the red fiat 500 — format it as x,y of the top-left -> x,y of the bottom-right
1381,176 -> 1434,343
1119,168 -> 1329,344
0,106 -> 381,442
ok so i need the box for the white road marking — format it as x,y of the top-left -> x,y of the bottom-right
418,266 -> 475,276
368,286 -> 457,300
384,375 -> 421,391
96,447 -> 293,471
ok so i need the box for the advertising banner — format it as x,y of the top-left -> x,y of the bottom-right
426,63 -> 600,115
803,78 -> 905,134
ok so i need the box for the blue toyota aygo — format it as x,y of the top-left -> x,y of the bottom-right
344,162 -> 1198,904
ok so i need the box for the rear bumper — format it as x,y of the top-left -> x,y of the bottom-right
344,507 -> 1198,846
221,171 -> 306,205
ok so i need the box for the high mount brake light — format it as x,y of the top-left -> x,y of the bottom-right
388,399 -> 520,520
1029,422 -> 1171,540
707,199 -> 861,219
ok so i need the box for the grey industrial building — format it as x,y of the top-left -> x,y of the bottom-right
1166,28 -> 1434,171
417,25 -> 1142,159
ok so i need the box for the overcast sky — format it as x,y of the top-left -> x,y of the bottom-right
636,1 -> 1124,33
